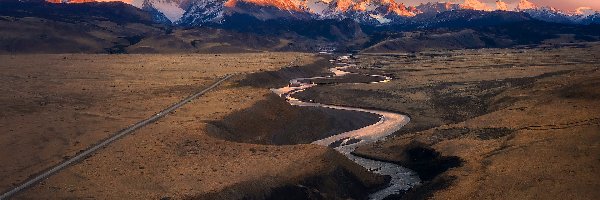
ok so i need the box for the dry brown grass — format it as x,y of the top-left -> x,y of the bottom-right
294,42 -> 600,199
0,53 -> 318,195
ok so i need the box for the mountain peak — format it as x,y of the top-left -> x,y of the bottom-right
327,0 -> 416,17
103,0 -> 598,26
517,0 -> 536,11
46,0 -> 95,3
495,0 -> 508,11
461,0 -> 491,11
575,7 -> 597,16
225,0 -> 303,11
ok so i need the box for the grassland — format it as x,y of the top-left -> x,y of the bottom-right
1,53 -> 389,199
294,43 -> 600,199
2,42 -> 599,199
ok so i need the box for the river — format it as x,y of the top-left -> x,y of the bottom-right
271,55 -> 421,199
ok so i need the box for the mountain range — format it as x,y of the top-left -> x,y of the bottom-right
2,0 -> 599,54
123,0 -> 600,26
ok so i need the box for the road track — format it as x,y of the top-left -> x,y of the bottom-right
0,74 -> 233,200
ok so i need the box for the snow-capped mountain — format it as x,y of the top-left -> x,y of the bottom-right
516,0 -> 536,11
295,0 -> 417,25
178,0 -> 226,25
125,0 -> 600,26
461,0 -> 490,11
46,0 -> 94,3
495,0 -> 508,11
140,0 -> 172,24
415,2 -> 460,17
522,7 -> 573,24
136,0 -> 422,25
581,13 -> 600,25
522,6 -> 600,25
132,0 -> 186,22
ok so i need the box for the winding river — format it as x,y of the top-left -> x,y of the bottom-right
271,55 -> 421,199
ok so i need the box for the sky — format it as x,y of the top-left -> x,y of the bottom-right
401,0 -> 599,11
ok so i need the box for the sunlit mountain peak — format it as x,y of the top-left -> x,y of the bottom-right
495,0 -> 508,11
460,0 -> 491,11
517,0 -> 536,10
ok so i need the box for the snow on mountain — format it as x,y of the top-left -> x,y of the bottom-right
123,0 -> 599,26
461,0 -> 491,11
521,6 -> 600,25
575,7 -> 596,17
581,13 -> 600,25
516,0 -> 536,11
313,0 -> 417,19
140,0 -> 172,23
46,0 -> 95,3
303,0 -> 328,15
148,0 -> 184,21
369,13 -> 391,23
134,0 -> 421,25
523,6 -> 572,24
495,0 -> 507,11
415,2 -> 459,16
178,0 -> 226,25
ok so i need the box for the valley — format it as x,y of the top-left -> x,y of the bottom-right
2,53 -> 380,199
2,42 -> 597,199
1,0 -> 599,199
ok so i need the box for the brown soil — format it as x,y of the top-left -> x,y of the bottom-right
295,43 -> 600,199
1,53 -> 388,199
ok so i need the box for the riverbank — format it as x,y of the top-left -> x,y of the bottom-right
295,43 -> 600,199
